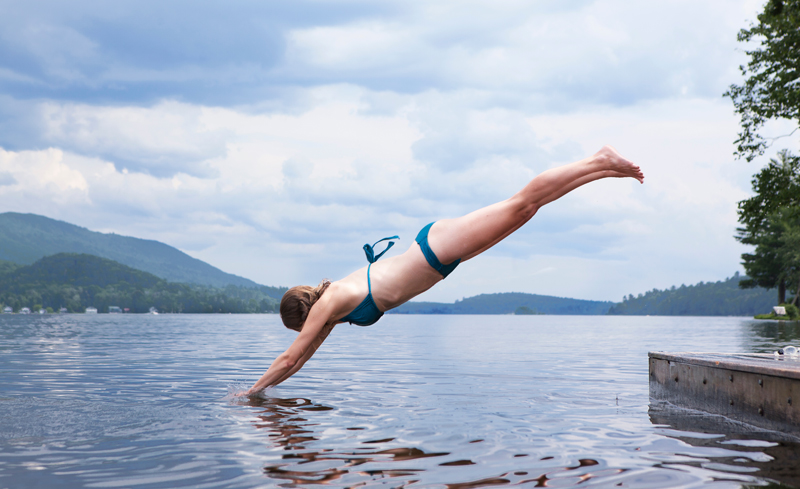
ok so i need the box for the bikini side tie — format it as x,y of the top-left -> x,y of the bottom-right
363,235 -> 400,263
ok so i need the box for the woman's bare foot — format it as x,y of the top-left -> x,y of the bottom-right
594,145 -> 644,183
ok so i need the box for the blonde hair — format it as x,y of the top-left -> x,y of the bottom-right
280,279 -> 331,332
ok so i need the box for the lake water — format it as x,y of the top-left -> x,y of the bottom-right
2,314 -> 800,488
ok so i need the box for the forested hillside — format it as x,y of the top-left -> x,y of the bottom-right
607,272 -> 775,316
0,212 -> 261,288
390,292 -> 614,315
0,259 -> 19,275
0,253 -> 280,314
0,248 -> 779,318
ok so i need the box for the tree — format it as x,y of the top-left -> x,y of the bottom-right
775,207 -> 800,304
736,151 -> 800,303
725,0 -> 800,162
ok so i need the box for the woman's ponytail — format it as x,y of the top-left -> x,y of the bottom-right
279,279 -> 331,332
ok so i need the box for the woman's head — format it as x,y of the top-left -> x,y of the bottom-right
280,279 -> 331,332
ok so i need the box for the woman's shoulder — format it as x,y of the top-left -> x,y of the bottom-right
326,278 -> 364,301
321,279 -> 365,321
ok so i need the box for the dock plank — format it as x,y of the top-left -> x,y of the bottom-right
649,352 -> 800,434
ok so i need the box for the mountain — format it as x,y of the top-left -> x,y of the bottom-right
607,272 -> 775,316
389,292 -> 614,315
0,212 -> 260,288
0,253 -> 279,314
5,252 -> 161,289
390,273 -> 778,317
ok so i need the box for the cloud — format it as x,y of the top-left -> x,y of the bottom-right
0,0 -> 772,302
0,148 -> 90,211
1,0 -> 753,105
0,171 -> 16,186
40,100 -> 227,177
0,0 -> 390,104
0,85 -> 757,301
0,98 -> 228,177
0,0 -> 761,178
283,0 -> 750,105
410,101 -> 548,173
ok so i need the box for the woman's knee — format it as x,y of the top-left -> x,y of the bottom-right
509,195 -> 538,221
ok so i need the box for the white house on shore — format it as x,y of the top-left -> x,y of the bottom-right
3,306 -> 12,314
20,307 -> 31,314
85,307 -> 98,314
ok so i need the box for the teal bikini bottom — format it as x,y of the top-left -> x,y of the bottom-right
415,222 -> 460,279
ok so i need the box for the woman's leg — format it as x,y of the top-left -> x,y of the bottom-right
427,146 -> 643,264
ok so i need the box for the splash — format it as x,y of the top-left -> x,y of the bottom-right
225,382 -> 273,401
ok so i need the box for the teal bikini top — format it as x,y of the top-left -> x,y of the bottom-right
338,235 -> 399,327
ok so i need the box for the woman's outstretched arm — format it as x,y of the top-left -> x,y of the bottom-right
246,295 -> 337,395
270,322 -> 335,387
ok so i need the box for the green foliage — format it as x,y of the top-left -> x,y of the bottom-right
0,212 -> 261,288
0,253 -> 280,314
7,253 -> 163,288
736,151 -> 800,236
777,209 -> 800,304
755,303 -> 799,319
607,272 -> 775,316
724,0 -> 800,161
0,259 -> 19,276
253,285 -> 289,300
783,302 -> 800,318
729,0 -> 800,301
735,151 -> 800,303
391,292 -> 614,315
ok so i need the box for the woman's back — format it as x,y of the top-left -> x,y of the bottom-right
333,243 -> 443,322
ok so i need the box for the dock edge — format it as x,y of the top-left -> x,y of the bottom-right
649,351 -> 800,434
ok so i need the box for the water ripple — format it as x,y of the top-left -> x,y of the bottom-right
1,314 -> 799,487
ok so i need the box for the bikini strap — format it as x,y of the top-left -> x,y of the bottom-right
362,235 -> 400,263
363,235 -> 399,295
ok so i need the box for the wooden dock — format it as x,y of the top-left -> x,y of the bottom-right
649,351 -> 800,434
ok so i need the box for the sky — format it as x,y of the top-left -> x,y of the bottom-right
0,0 -> 794,303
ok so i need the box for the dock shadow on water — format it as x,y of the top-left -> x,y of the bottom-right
243,395 -> 621,488
648,401 -> 800,488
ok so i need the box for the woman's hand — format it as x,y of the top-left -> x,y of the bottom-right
227,388 -> 254,398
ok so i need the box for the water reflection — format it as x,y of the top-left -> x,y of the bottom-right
245,396 -> 619,487
649,401 -> 800,487
245,396 -> 440,485
742,319 -> 800,354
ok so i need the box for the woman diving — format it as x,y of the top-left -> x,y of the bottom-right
246,145 -> 644,395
